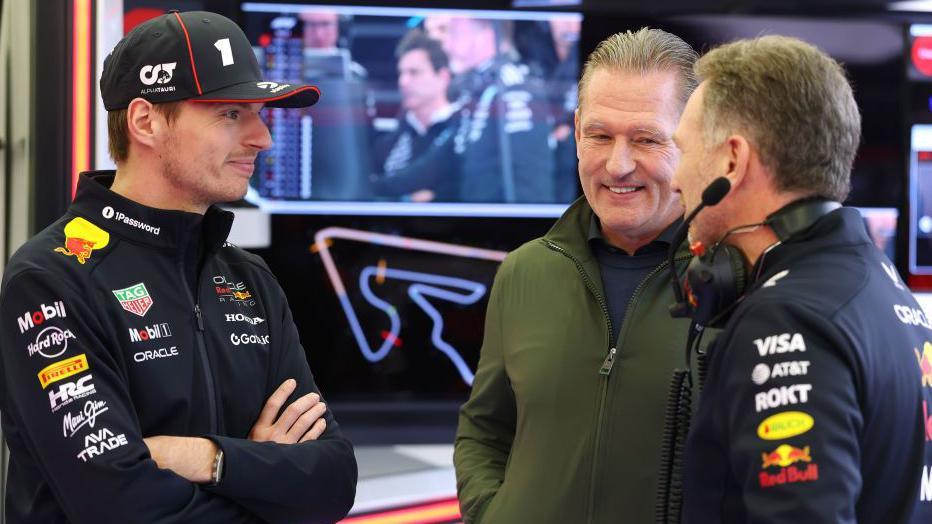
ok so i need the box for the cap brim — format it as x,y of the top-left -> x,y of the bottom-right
189,81 -> 321,108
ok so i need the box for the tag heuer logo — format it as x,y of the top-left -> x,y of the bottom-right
112,283 -> 154,317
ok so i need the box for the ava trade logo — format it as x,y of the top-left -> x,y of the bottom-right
37,354 -> 89,389
76,427 -> 128,462
112,283 -> 154,317
54,217 -> 109,264
759,443 -> 819,488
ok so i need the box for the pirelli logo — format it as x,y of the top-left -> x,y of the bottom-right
38,354 -> 89,389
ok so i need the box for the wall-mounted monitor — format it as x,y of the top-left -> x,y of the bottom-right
910,125 -> 932,274
240,3 -> 583,217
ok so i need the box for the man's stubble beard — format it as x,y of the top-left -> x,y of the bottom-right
160,133 -> 214,211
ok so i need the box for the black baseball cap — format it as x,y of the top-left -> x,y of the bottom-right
100,10 -> 320,110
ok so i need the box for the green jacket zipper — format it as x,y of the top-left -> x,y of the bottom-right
546,239 -> 690,522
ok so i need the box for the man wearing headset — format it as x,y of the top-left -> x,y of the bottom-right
671,36 -> 931,522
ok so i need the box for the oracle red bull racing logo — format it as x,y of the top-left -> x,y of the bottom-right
54,217 -> 109,264
112,283 -> 154,317
759,444 -> 819,488
213,275 -> 255,306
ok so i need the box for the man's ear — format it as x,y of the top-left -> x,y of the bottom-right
126,98 -> 162,151
723,133 -> 751,191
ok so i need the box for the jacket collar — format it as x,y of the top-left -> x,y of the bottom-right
752,207 -> 870,285
546,196 -> 687,260
70,171 -> 233,252
544,196 -> 599,264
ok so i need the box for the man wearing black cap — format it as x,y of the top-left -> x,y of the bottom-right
0,11 -> 356,523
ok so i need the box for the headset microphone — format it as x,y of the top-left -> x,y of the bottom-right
668,177 -> 731,318
656,176 -> 730,523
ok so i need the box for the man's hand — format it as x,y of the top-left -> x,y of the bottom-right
249,379 -> 328,444
144,435 -> 217,483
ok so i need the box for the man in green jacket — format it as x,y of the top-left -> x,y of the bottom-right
454,28 -> 700,523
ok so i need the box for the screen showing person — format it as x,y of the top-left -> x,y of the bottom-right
239,4 -> 583,217
371,30 -> 459,202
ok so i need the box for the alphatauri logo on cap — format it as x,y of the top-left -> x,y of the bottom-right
140,63 -> 177,86
257,81 -> 291,94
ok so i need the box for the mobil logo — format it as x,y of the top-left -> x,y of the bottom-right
17,301 -> 67,334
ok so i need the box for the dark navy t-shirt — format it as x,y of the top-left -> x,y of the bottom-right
588,216 -> 678,344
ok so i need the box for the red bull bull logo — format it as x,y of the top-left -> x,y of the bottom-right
54,218 -> 109,264
761,444 -> 812,468
759,443 -> 819,488
916,342 -> 932,388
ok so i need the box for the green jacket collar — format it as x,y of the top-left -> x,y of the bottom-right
543,196 -> 691,292
544,196 -> 597,264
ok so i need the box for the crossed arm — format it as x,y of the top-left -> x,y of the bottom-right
144,378 -> 329,483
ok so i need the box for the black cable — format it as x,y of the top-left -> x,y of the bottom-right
655,368 -> 692,524
656,321 -> 703,523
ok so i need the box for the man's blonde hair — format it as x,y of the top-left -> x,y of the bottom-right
695,35 -> 860,201
578,27 -> 698,111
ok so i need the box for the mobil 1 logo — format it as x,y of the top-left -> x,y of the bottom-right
128,323 -> 171,343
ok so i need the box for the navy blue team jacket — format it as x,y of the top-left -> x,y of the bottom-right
0,172 -> 357,523
683,207 -> 932,523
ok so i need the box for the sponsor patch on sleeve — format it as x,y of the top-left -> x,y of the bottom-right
759,443 -> 819,488
38,354 -> 89,389
757,411 -> 814,440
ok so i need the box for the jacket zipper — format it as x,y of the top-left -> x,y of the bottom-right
546,240 -> 689,522
181,260 -> 219,434
545,240 -> 614,524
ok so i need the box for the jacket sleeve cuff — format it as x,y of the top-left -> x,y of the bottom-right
464,492 -> 496,524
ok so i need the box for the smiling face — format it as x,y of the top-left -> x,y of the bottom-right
575,68 -> 684,251
157,101 -> 272,211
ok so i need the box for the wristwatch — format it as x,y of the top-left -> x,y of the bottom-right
210,448 -> 225,486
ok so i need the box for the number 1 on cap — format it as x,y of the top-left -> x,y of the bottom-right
214,38 -> 234,66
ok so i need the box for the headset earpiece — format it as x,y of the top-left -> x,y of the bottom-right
683,245 -> 748,328
678,197 -> 840,328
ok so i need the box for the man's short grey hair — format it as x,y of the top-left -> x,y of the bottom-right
696,35 -> 861,202
578,27 -> 698,111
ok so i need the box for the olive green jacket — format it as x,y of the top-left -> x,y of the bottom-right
454,197 -> 698,523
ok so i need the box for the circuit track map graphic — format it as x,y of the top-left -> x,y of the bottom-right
315,227 -> 507,386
